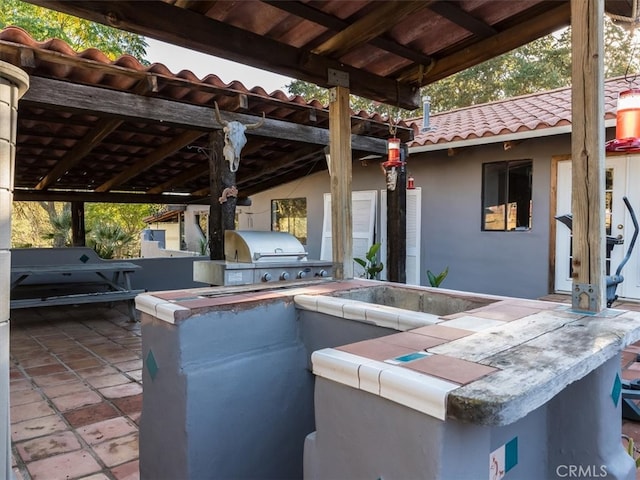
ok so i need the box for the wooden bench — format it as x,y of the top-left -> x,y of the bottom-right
10,248 -> 144,321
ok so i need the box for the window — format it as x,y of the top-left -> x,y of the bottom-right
482,160 -> 532,231
271,198 -> 307,244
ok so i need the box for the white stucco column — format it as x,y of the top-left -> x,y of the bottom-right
0,61 -> 29,480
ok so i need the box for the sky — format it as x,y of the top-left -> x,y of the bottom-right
145,38 -> 294,94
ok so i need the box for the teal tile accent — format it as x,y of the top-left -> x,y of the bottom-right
612,373 -> 622,407
146,350 -> 159,381
79,254 -> 90,263
505,437 -> 518,472
391,351 -> 430,363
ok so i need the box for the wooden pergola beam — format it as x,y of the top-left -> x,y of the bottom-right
23,77 -> 399,153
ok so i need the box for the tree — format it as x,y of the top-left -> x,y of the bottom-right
5,0 -> 152,255
0,0 -> 148,60
287,18 -> 640,116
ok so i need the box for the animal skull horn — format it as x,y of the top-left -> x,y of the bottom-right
212,102 -> 265,173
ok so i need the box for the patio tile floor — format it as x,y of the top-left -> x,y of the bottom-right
8,297 -> 640,479
9,304 -> 141,480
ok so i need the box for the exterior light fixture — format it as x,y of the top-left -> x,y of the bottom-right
606,88 -> 640,152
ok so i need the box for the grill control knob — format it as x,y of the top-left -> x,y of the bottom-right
317,270 -> 329,277
280,272 -> 290,281
297,271 -> 307,279
262,273 -> 273,282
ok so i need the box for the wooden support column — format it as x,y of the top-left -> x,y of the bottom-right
570,0 -> 605,312
386,145 -> 407,283
70,201 -> 85,247
329,86 -> 353,280
208,130 -> 225,260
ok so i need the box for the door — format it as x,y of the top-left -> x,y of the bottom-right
555,156 -> 640,299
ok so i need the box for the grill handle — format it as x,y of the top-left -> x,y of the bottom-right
252,250 -> 309,261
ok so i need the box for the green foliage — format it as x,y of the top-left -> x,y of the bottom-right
88,223 -> 135,259
0,0 -> 148,61
287,18 -> 639,116
427,266 -> 449,288
354,243 -> 384,279
622,434 -> 640,469
41,204 -> 72,247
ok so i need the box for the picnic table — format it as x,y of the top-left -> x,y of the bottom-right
10,248 -> 144,321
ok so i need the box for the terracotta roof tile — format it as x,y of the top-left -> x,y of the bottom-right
410,78 -> 630,148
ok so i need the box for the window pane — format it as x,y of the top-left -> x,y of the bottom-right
271,198 -> 307,244
482,160 -> 532,231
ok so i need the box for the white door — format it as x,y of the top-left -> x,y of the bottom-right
555,156 -> 640,300
320,190 -> 377,278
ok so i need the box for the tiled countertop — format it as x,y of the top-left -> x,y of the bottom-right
296,291 -> 640,426
136,280 -> 640,426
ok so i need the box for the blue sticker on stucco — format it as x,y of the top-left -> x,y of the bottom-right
146,349 -> 159,381
612,373 -> 622,407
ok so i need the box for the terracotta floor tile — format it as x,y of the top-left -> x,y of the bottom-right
10,389 -> 44,406
24,363 -> 69,378
16,430 -> 82,462
12,415 -> 68,442
78,417 -> 138,445
404,354 -> 498,385
111,394 -> 142,416
86,373 -> 131,389
64,402 -> 120,429
51,391 -> 103,412
10,368 -> 25,380
62,357 -> 105,370
12,354 -> 59,369
25,449 -> 102,480
10,378 -> 34,392
126,370 -> 142,382
92,432 -> 138,468
128,412 -> 141,425
111,459 -> 139,480
31,371 -> 78,387
41,381 -> 93,399
114,359 -> 142,372
99,383 -> 143,399
11,400 -> 56,423
80,474 -> 111,480
75,365 -> 119,379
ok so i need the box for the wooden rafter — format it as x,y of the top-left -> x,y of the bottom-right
146,163 -> 208,195
34,77 -> 157,191
311,0 -> 431,58
94,130 -> 204,192
427,2 -> 497,38
266,0 -> 434,65
398,1 -> 571,85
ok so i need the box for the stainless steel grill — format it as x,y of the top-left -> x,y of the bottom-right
193,230 -> 333,286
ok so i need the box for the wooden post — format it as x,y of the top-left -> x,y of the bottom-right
386,145 -> 407,283
329,86 -> 353,280
209,130 -> 225,260
570,0 -> 605,312
70,201 -> 85,247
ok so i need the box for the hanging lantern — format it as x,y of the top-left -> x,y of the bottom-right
606,88 -> 640,152
383,137 -> 402,168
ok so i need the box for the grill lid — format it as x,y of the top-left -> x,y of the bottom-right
224,230 -> 308,263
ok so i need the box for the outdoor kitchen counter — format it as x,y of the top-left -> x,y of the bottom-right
136,279 -> 640,479
136,279 -> 640,426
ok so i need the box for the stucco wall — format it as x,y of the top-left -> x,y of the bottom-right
236,134 -> 569,299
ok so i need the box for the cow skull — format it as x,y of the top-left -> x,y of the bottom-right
213,102 -> 265,172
